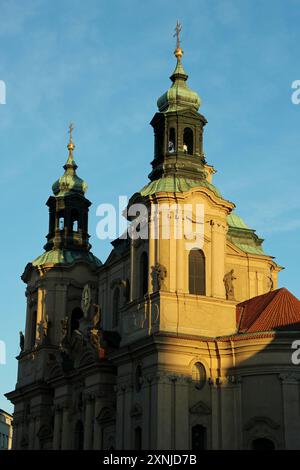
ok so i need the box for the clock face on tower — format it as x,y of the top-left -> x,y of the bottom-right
81,284 -> 92,317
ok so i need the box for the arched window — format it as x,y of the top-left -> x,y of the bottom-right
192,362 -> 207,390
251,438 -> 275,450
74,420 -> 84,450
31,310 -> 37,348
134,426 -> 142,450
112,288 -> 120,328
71,209 -> 79,232
189,249 -> 206,295
183,127 -> 194,155
70,308 -> 83,334
140,252 -> 148,297
168,127 -> 176,153
192,424 -> 207,450
57,210 -> 65,230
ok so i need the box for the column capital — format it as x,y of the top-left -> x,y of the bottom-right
279,372 -> 300,384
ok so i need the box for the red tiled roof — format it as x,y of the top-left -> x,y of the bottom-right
236,288 -> 300,333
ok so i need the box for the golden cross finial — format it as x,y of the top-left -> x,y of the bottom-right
67,122 -> 75,152
68,122 -> 74,143
173,20 -> 182,49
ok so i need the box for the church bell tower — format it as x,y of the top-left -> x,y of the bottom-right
6,126 -> 105,450
44,124 -> 91,253
149,21 -> 207,182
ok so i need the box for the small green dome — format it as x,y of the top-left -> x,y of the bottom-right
52,170 -> 88,197
32,249 -> 102,267
157,58 -> 201,113
52,141 -> 88,197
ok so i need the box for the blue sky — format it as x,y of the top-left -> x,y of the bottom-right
0,0 -> 300,413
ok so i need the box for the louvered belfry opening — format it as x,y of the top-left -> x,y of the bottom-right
189,249 -> 206,295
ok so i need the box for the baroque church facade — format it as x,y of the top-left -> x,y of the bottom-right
6,34 -> 300,450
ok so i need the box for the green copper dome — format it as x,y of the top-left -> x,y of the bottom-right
52,140 -> 88,197
227,211 -> 266,256
139,175 -> 222,198
157,56 -> 201,113
32,248 -> 102,268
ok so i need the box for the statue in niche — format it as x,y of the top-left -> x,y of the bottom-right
60,316 -> 69,349
38,315 -> 50,343
223,269 -> 236,300
152,263 -> 167,291
19,331 -> 25,352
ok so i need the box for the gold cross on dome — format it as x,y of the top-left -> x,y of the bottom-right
68,122 -> 75,142
173,21 -> 182,49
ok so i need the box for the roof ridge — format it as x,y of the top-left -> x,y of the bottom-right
237,287 -> 282,307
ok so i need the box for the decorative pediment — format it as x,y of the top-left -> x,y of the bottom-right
189,401 -> 211,415
244,416 -> 280,431
97,406 -> 116,424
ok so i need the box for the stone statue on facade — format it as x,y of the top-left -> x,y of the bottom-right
88,304 -> 103,355
152,263 -> 167,291
268,265 -> 274,291
37,315 -> 50,344
19,331 -> 25,352
223,269 -> 236,300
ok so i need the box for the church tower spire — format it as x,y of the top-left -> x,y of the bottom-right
44,124 -> 91,252
149,22 -> 207,182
